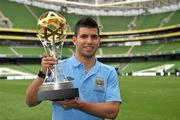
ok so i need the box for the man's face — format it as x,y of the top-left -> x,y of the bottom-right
72,27 -> 100,58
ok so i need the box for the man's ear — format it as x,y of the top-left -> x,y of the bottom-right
72,36 -> 76,45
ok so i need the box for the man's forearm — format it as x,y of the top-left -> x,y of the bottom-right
26,77 -> 44,107
78,101 -> 120,119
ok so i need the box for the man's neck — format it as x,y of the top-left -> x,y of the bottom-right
75,53 -> 96,72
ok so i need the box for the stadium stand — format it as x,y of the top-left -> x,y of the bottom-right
0,0 -> 180,77
1,0 -> 180,31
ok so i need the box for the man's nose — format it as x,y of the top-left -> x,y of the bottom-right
86,36 -> 93,43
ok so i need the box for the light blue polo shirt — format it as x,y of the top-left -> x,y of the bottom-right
52,55 -> 121,120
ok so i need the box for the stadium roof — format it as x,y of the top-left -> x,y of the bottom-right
13,0 -> 180,16
37,0 -> 179,9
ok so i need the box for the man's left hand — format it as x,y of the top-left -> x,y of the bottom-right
58,97 -> 80,109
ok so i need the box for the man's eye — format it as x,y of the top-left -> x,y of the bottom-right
80,35 -> 87,39
91,35 -> 99,40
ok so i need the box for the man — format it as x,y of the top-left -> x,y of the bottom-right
26,16 -> 122,120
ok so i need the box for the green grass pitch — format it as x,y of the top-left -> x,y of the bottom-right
0,76 -> 180,120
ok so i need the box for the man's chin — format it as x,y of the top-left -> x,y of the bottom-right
83,53 -> 95,58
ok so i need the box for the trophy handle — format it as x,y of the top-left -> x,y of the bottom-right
37,34 -> 67,83
37,34 -> 48,54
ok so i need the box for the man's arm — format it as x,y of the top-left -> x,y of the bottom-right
25,77 -> 44,107
59,99 -> 120,119
78,101 -> 120,119
26,54 -> 57,107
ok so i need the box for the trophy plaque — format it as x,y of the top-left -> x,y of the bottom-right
37,11 -> 79,102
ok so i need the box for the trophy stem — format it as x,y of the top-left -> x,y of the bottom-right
52,38 -> 58,83
54,64 -> 58,83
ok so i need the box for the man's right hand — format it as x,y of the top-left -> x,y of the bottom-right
41,54 -> 58,74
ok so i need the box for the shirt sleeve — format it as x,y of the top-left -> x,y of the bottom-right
105,68 -> 122,102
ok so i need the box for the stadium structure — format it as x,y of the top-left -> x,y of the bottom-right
0,0 -> 180,79
0,1 -> 180,120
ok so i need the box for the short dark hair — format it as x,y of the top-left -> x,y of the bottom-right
74,16 -> 99,36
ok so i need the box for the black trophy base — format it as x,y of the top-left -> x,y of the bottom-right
38,88 -> 79,102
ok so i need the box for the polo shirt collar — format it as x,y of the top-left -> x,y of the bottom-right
89,59 -> 100,75
70,55 -> 81,67
70,55 -> 101,73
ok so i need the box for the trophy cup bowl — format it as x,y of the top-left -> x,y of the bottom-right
37,11 -> 79,102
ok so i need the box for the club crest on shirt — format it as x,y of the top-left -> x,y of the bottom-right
95,77 -> 104,90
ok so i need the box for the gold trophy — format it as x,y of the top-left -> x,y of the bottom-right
37,11 -> 79,101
